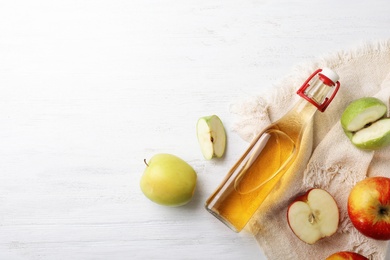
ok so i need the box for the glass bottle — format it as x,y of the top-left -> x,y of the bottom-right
205,68 -> 340,232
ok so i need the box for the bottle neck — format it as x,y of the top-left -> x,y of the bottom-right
304,76 -> 334,108
290,97 -> 318,122
290,79 -> 336,121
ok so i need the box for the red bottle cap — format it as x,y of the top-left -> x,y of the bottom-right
296,68 -> 340,112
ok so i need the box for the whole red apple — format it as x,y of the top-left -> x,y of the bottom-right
348,176 -> 390,240
326,251 -> 368,260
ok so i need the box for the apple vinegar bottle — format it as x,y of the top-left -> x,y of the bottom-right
205,68 -> 341,232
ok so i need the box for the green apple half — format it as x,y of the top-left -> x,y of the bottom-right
140,153 -> 197,207
341,97 -> 390,150
196,115 -> 227,159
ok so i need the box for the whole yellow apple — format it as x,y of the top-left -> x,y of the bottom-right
348,176 -> 390,240
140,153 -> 197,207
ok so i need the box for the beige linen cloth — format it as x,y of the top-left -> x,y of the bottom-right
231,40 -> 390,259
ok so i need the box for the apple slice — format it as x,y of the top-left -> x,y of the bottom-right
351,118 -> 390,149
196,115 -> 227,160
287,188 -> 339,244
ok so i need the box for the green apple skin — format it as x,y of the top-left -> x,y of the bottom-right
352,118 -> 390,150
196,115 -> 227,160
140,153 -> 197,207
343,128 -> 354,141
341,97 -> 387,132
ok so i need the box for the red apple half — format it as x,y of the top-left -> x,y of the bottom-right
348,176 -> 390,240
326,251 -> 368,260
287,188 -> 339,244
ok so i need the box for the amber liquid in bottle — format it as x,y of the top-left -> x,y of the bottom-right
205,69 -> 340,232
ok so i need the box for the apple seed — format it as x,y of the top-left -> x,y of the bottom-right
308,213 -> 315,224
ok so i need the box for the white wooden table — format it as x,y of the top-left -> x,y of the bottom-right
1,1 -> 389,259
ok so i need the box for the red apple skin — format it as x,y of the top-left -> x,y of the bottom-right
348,176 -> 390,240
326,251 -> 368,260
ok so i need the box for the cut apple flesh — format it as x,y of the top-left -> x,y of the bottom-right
287,189 -> 339,244
197,119 -> 214,159
352,118 -> 390,148
346,105 -> 387,132
196,115 -> 226,159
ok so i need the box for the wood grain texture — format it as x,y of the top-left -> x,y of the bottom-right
0,0 -> 389,259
